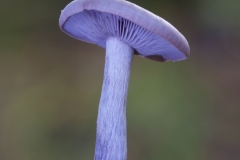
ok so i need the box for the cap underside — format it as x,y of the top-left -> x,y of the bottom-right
64,10 -> 187,61
60,0 -> 190,62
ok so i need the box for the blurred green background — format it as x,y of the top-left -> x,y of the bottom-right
1,0 -> 240,159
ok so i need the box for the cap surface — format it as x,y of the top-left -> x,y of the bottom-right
59,0 -> 190,62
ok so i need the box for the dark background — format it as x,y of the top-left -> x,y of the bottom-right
1,0 -> 240,159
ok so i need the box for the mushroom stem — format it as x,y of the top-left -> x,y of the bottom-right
94,37 -> 134,160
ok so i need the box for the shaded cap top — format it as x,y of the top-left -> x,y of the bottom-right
59,0 -> 190,62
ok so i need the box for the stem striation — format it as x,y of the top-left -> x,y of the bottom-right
94,37 -> 134,160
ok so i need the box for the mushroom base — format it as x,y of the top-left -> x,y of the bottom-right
94,37 -> 133,160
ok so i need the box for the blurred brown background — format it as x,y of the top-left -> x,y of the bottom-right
0,0 -> 240,159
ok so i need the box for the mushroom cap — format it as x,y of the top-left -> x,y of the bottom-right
59,0 -> 190,62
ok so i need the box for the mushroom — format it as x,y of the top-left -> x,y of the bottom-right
59,0 -> 190,160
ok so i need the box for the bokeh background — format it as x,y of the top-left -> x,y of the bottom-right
1,0 -> 240,159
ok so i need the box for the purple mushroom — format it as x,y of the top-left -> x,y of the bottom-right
59,0 -> 190,159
